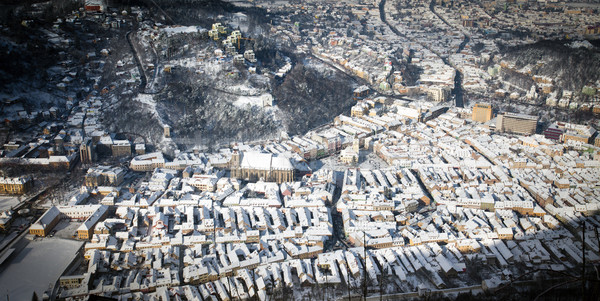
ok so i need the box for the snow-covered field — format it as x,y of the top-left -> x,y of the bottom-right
161,25 -> 206,36
0,237 -> 83,300
234,95 -> 264,107
134,93 -> 166,127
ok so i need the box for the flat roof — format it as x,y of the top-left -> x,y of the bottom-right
503,112 -> 538,121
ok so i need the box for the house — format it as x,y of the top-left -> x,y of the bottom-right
85,0 -> 106,13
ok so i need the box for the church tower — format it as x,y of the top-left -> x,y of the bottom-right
230,151 -> 241,178
352,137 -> 360,153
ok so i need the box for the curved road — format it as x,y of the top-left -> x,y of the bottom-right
379,0 -> 466,107
428,0 -> 469,107
281,32 -> 369,86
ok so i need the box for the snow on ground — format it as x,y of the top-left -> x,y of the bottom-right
234,95 -> 263,107
568,40 -> 594,49
310,150 -> 389,172
134,93 -> 165,127
228,20 -> 249,33
0,90 -> 65,109
202,60 -> 225,79
53,219 -> 82,240
0,196 -> 20,212
134,93 -> 155,106
221,0 -> 254,7
358,151 -> 389,170
304,57 -> 331,74
0,237 -> 83,300
227,84 -> 263,96
161,26 -> 206,36
170,57 -> 201,68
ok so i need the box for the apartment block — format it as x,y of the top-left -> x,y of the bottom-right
496,112 -> 538,135
472,103 -> 493,123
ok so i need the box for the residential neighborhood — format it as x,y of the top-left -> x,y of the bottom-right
0,0 -> 599,300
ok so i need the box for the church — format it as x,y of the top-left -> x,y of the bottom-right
229,151 -> 294,184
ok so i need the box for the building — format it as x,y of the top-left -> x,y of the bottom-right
261,94 -> 274,107
79,138 -> 96,164
164,126 -> 171,138
561,123 -> 595,145
111,140 -> 132,157
585,25 -> 600,35
544,122 -> 597,144
135,144 -> 146,155
76,205 -> 109,240
130,152 -> 166,171
59,274 -> 89,289
0,210 -> 13,230
428,86 -> 451,102
496,112 -> 538,135
84,166 -> 126,188
244,50 -> 257,63
339,147 -> 358,164
0,176 -> 33,195
229,151 -> 294,184
351,102 -> 369,117
353,85 -> 370,99
472,103 -> 493,123
29,206 -> 61,236
543,124 -> 563,141
29,205 -> 108,238
84,0 -> 106,12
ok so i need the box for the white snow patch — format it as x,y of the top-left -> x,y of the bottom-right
227,84 -> 262,96
234,95 -> 264,107
135,93 -> 156,107
568,40 -> 593,49
134,93 -> 165,128
161,26 -> 206,36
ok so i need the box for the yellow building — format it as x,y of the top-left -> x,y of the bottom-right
339,147 -> 358,164
496,112 -> 538,135
496,228 -> 513,240
29,206 -> 61,236
59,275 -> 87,289
564,133 -> 591,144
472,103 -> 493,123
0,176 -> 33,195
77,205 -> 109,240
351,104 -> 368,117
130,152 -> 166,171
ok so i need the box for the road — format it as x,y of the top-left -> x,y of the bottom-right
281,29 -> 371,89
327,175 -> 348,251
450,35 -> 469,108
362,284 -> 482,301
337,284 -> 482,301
126,30 -> 148,92
310,54 -> 369,86
427,0 -> 468,107
126,29 -> 163,94
379,0 -> 467,107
